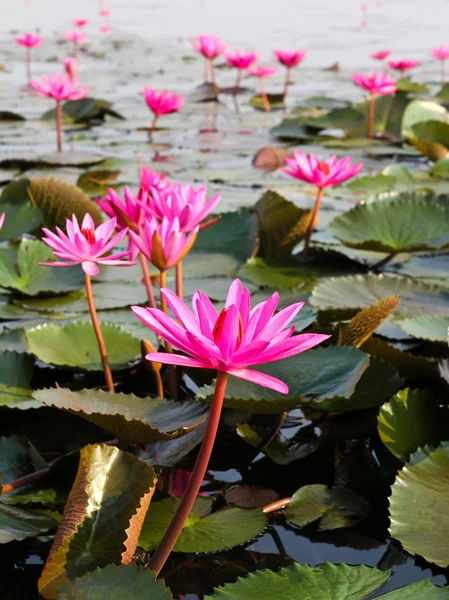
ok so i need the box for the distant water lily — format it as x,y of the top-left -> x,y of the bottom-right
100,8 -> 111,16
72,18 -> 88,27
431,46 -> 449,84
370,49 -> 391,61
351,72 -> 396,138
30,72 -> 89,152
100,24 -> 111,33
143,87 -> 185,139
0,213 -> 5,230
192,34 -> 226,91
248,66 -> 277,112
63,57 -> 77,80
388,59 -> 420,76
139,166 -> 170,195
282,151 -> 363,254
133,278 -> 330,576
14,33 -> 44,84
64,30 -> 86,58
273,50 -> 307,99
225,50 -> 258,93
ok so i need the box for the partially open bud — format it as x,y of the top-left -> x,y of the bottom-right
63,57 -> 77,80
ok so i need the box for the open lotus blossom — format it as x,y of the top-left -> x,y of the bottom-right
72,18 -> 88,27
139,166 -> 171,195
63,57 -> 77,80
31,72 -> 89,152
40,213 -> 133,276
100,24 -> 111,33
387,59 -> 420,75
192,34 -> 226,89
129,216 -> 198,273
143,87 -> 185,139
370,49 -> 391,61
431,46 -> 449,84
132,278 -> 330,393
0,213 -> 5,230
142,183 -> 221,232
273,50 -> 307,99
225,51 -> 258,92
282,151 -> 363,254
14,33 -> 44,83
248,66 -> 277,112
351,72 -> 396,139
64,30 -> 86,58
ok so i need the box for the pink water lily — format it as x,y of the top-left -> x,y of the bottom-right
192,34 -> 226,60
132,278 -> 329,393
370,49 -> 391,60
143,87 -> 185,138
14,33 -> 43,48
31,72 -> 88,101
64,30 -> 86,58
100,24 -> 111,33
388,59 -> 420,74
40,213 -> 133,276
72,18 -> 88,27
129,216 -> 198,272
100,8 -> 111,16
142,183 -> 221,232
351,71 -> 396,96
139,166 -> 171,195
273,50 -> 307,69
431,46 -> 449,84
0,213 -> 5,230
225,50 -> 258,70
282,152 -> 363,254
63,57 -> 77,80
248,66 -> 277,112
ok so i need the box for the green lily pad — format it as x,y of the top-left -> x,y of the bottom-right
389,441 -> 449,568
328,193 -> 449,253
0,502 -> 59,544
0,199 -> 43,242
0,350 -> 38,409
379,580 -> 449,599
378,389 -> 449,462
285,484 -> 371,530
346,174 -> 396,193
402,100 -> 449,138
0,239 -> 84,296
57,564 -> 173,600
32,388 -> 209,443
411,120 -> 449,148
396,315 -> 449,342
41,97 -> 125,124
204,562 -> 391,600
396,79 -> 429,94
139,496 -> 266,553
26,322 -> 140,371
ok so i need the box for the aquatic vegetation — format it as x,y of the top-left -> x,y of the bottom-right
351,71 -> 396,137
14,32 -> 44,84
225,50 -> 258,93
248,66 -> 277,111
63,56 -> 77,79
142,87 -> 185,139
273,49 -> 307,99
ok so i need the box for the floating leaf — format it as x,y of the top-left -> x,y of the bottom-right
38,444 -> 157,599
0,198 -> 43,241
379,579 -> 449,599
378,389 -> 449,462
56,564 -> 173,600
139,496 -> 266,553
411,120 -> 449,149
26,322 -> 140,371
346,174 -> 396,193
254,191 -> 312,258
0,350 -> 38,409
42,98 -> 125,124
32,388 -> 209,443
76,169 -> 122,193
0,502 -> 59,544
337,296 -> 400,347
328,193 -> 449,253
396,315 -> 449,342
285,484 -> 370,530
389,442 -> 449,568
361,336 -> 436,379
402,100 -> 449,160
204,562 -> 391,600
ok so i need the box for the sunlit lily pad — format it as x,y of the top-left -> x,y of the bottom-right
395,315 -> 449,342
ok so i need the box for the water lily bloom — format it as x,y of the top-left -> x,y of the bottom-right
351,71 -> 396,96
0,213 -> 5,230
31,72 -> 89,152
431,46 -> 449,84
225,51 -> 258,92
143,87 -> 185,138
370,49 -> 391,61
132,278 -> 329,393
282,152 -> 363,253
248,66 -> 277,112
192,34 -> 226,88
72,18 -> 88,27
64,30 -> 86,58
128,216 -> 198,273
100,24 -> 111,33
387,59 -> 420,75
139,166 -> 170,195
14,33 -> 44,83
100,8 -> 111,16
273,50 -> 307,99
63,57 -> 77,80
40,214 -> 133,276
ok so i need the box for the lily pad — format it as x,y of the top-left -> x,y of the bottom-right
0,502 -> 59,544
396,315 -> 449,342
32,388 -> 209,443
379,580 -> 449,598
0,350 -> 38,409
328,193 -> 449,253
41,98 -> 125,124
139,496 -> 266,553
389,441 -> 449,568
285,484 -> 371,530
26,322 -> 140,371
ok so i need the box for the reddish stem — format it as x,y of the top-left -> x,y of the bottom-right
26,47 -> 31,85
85,273 -> 114,392
56,100 -> 63,153
234,69 -> 242,95
263,497 -> 291,514
139,253 -> 157,309
303,187 -> 324,256
283,67 -> 291,100
260,78 -> 271,112
148,115 -> 159,140
210,60 -> 219,96
368,93 -> 375,139
204,58 -> 209,83
149,371 -> 228,576
175,261 -> 183,301
73,41 -> 78,59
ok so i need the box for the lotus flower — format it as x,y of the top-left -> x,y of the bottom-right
64,30 -> 86,57
142,183 -> 221,232
225,51 -> 258,92
40,214 -> 133,276
431,46 -> 449,84
139,167 -> 170,195
248,66 -> 277,112
282,152 -> 363,253
72,18 -> 88,27
387,59 -> 420,75
128,216 -> 198,273
143,87 -> 185,138
14,33 -> 44,83
100,8 -> 111,16
273,50 -> 306,100
132,278 -> 329,393
370,49 -> 391,61
351,72 -> 396,96
192,34 -> 226,89
100,24 -> 111,33
63,57 -> 77,80
0,213 -> 5,230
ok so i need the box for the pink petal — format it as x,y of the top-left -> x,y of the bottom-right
81,261 -> 99,276
145,352 -> 211,369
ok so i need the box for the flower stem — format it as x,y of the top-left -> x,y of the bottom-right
148,371 -> 228,576
204,58 -> 209,83
85,273 -> 114,392
175,261 -> 183,301
73,41 -> 78,59
303,187 -> 324,256
260,78 -> 271,112
210,60 -> 219,96
442,60 -> 446,86
368,93 -> 375,139
26,47 -> 31,85
148,115 -> 159,140
234,70 -> 242,95
159,270 -> 173,354
283,67 -> 291,100
262,497 -> 291,514
139,253 -> 157,309
56,100 -> 63,153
